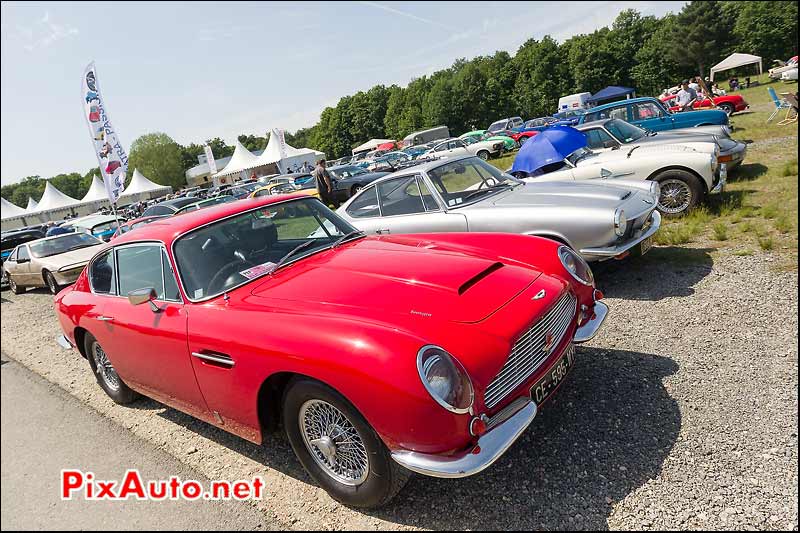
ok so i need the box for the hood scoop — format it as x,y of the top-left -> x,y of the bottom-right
458,262 -> 503,295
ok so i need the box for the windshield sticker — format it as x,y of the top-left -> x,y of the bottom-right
194,289 -> 204,299
455,198 -> 463,204
448,199 -> 456,206
240,262 -> 277,279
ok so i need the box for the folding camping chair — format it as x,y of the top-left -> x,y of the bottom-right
767,87 -> 792,122
777,92 -> 798,125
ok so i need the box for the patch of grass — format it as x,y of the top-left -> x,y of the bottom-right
758,236 -> 775,251
782,159 -> 798,177
654,223 -> 697,245
760,204 -> 780,219
774,216 -> 794,234
733,249 -> 754,256
712,223 -> 729,241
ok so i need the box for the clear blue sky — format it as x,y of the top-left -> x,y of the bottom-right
0,1 -> 686,185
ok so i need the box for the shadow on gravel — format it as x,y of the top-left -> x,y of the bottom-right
371,347 -> 681,530
729,163 -> 768,182
592,246 -> 714,300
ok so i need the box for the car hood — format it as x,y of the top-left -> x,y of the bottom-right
36,244 -> 103,269
248,237 -> 541,324
491,181 -> 634,208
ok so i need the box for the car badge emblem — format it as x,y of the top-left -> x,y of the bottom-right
532,289 -> 546,300
543,331 -> 555,353
642,197 -> 654,205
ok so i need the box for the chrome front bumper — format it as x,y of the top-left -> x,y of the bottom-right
580,210 -> 662,261
391,401 -> 538,478
710,163 -> 727,194
56,334 -> 74,350
573,301 -> 609,343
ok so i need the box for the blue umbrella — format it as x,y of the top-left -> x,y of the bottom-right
510,126 -> 588,175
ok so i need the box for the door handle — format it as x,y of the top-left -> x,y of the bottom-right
192,352 -> 235,368
97,316 -> 114,322
375,228 -> 391,235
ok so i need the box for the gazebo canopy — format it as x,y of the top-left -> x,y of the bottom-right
352,139 -> 394,155
256,129 -> 306,165
2,197 -> 28,219
710,53 -> 762,81
35,181 -> 80,211
587,86 -> 636,105
121,168 -> 172,197
213,141 -> 261,179
81,175 -> 110,203
25,197 -> 38,211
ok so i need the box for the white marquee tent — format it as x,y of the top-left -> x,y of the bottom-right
213,141 -> 262,180
81,175 -> 111,203
710,53 -> 763,81
256,130 -> 325,172
25,197 -> 38,211
35,181 -> 80,212
120,168 -> 172,201
2,197 -> 28,220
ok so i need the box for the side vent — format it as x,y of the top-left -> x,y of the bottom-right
458,262 -> 504,295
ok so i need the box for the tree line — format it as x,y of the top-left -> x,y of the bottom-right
2,1 -> 796,207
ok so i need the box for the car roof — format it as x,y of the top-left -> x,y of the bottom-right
576,118 -> 614,129
588,97 -> 658,111
110,194 -> 310,246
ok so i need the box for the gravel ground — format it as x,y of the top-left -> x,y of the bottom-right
1,246 -> 797,530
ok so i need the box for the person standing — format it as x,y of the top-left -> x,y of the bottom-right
313,159 -> 337,208
688,77 -> 700,92
676,79 -> 698,112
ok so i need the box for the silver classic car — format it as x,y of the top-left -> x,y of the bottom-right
336,155 -> 661,262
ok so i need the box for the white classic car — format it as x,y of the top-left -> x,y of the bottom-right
424,137 -> 504,160
511,143 -> 725,216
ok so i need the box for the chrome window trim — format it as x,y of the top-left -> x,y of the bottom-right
170,196 -> 357,304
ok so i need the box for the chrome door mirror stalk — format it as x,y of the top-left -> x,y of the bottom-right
127,287 -> 162,312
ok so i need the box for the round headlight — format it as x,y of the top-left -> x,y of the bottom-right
614,209 -> 627,237
558,245 -> 594,286
417,346 -> 474,414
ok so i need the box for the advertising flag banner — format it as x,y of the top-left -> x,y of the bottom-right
273,128 -> 289,160
203,144 -> 218,174
82,62 -> 128,203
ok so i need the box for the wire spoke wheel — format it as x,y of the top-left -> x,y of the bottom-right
92,342 -> 120,392
658,178 -> 692,214
299,399 -> 369,485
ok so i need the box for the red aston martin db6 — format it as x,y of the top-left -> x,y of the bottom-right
54,194 -> 608,508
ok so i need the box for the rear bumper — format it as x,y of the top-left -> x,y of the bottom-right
579,210 -> 661,261
391,401 -> 538,478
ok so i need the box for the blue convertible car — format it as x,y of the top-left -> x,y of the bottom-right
577,96 -> 730,132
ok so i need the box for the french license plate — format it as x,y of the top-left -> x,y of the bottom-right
530,344 -> 574,406
636,236 -> 653,256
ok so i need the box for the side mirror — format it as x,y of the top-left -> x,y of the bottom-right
602,140 -> 617,149
600,168 -> 612,179
127,287 -> 161,312
17,257 -> 30,264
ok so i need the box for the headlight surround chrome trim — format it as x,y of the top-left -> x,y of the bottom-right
613,208 -> 627,237
558,245 -> 594,286
416,345 -> 474,415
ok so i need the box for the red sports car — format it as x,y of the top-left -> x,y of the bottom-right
509,129 -> 540,144
660,93 -> 749,115
54,195 -> 607,508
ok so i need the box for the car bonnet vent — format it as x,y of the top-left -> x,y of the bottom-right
458,262 -> 504,295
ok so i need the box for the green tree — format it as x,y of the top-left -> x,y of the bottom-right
668,1 -> 736,77
513,36 -> 571,119
127,133 -> 185,190
49,172 -> 86,200
383,85 -> 407,138
733,1 -> 798,63
607,10 -> 659,87
237,133 -> 267,153
631,14 -> 684,95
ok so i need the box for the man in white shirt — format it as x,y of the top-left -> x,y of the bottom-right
676,80 -> 698,111
688,77 -> 700,92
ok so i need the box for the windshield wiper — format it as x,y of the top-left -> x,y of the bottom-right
270,240 -> 318,273
332,230 -> 364,249
463,183 -> 512,202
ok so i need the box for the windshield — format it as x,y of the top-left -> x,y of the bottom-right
427,157 -> 520,208
329,166 -> 366,179
566,147 -> 593,166
29,233 -> 102,258
173,197 -> 359,301
604,119 -> 647,143
488,120 -> 507,133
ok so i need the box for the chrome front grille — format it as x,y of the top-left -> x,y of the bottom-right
483,291 -> 577,409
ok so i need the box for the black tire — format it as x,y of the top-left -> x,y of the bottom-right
653,170 -> 703,217
476,150 -> 489,160
8,274 -> 25,295
518,136 -> 528,145
83,332 -> 139,405
43,270 -> 61,295
718,103 -> 734,116
283,378 -> 410,509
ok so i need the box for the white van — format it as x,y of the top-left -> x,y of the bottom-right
402,126 -> 450,146
557,92 -> 593,112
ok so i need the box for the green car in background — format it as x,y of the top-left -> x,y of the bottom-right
458,129 -> 487,141
482,132 -> 517,151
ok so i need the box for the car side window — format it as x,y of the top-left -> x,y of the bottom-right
583,129 -> 616,149
377,176 -> 426,216
116,245 -> 165,300
608,105 -> 630,121
17,246 -> 29,261
346,187 -> 381,218
634,102 -> 663,120
417,178 -> 440,212
7,248 -> 17,261
162,250 -> 181,301
90,250 -> 116,295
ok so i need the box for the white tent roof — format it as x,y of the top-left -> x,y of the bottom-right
120,168 -> 172,197
35,181 -> 80,211
25,197 -> 38,211
352,139 -> 394,155
256,130 -> 306,165
213,141 -> 261,178
81,176 -> 110,203
710,53 -> 762,81
2,197 -> 28,219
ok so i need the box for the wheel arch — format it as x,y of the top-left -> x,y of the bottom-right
647,165 -> 708,194
73,326 -> 90,360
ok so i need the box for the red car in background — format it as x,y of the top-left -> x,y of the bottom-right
54,195 -> 607,508
660,93 -> 749,116
508,129 -> 540,144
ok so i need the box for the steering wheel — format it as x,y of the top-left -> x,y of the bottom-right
207,256 -> 255,295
